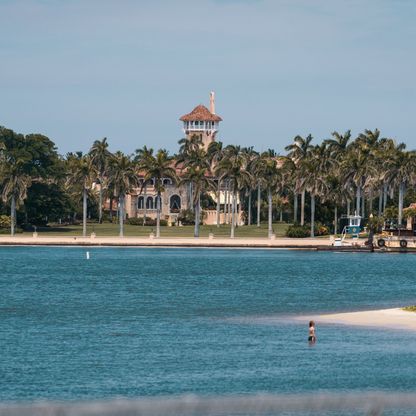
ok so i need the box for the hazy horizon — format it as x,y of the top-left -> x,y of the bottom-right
1,0 -> 415,155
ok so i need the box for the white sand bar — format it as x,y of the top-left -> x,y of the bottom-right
296,308 -> 416,331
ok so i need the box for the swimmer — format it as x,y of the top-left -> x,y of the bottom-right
308,320 -> 316,344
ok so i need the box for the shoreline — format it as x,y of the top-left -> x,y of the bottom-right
0,235 -> 336,249
295,308 -> 416,331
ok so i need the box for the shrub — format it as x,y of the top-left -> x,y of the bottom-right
286,224 -> 310,238
314,222 -> 330,236
0,215 -> 11,228
128,217 -> 167,226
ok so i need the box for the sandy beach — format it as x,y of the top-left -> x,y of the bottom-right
0,235 -> 337,248
296,308 -> 416,331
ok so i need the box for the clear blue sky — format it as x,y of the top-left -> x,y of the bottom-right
1,0 -> 415,155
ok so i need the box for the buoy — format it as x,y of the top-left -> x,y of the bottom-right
86,251 -> 90,260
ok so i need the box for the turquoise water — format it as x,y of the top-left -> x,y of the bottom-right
1,247 -> 416,402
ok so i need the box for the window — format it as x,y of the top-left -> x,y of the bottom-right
170,195 -> 181,213
163,178 -> 172,186
138,196 -> 144,209
146,197 -> 154,209
155,195 -> 162,209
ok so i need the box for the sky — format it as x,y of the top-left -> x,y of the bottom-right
0,0 -> 415,155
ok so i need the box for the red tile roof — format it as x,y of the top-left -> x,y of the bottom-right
180,105 -> 222,122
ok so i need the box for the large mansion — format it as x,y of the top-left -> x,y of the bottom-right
120,92 -> 242,226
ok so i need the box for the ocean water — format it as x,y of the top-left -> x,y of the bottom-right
1,247 -> 416,405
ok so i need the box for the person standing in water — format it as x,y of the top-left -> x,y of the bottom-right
308,320 -> 316,344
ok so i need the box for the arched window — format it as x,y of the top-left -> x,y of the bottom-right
155,195 -> 162,210
170,195 -> 181,213
138,196 -> 144,209
146,197 -> 154,209
163,178 -> 172,186
147,179 -> 154,186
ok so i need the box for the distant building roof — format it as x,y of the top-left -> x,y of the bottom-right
180,105 -> 222,122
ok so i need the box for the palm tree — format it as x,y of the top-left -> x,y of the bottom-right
89,137 -> 112,223
301,144 -> 333,237
179,162 -> 214,237
66,153 -> 96,237
207,141 -> 224,227
134,145 -> 154,225
260,152 -> 283,238
216,146 -> 251,238
285,134 -> 313,225
108,152 -> 139,237
0,160 -> 32,236
138,149 -> 177,238
384,146 -> 416,225
242,147 -> 258,226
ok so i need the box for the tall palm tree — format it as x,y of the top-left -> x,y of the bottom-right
0,160 -> 32,236
285,134 -> 313,225
134,145 -> 154,225
384,146 -> 416,225
301,144 -> 333,237
138,149 -> 177,238
216,146 -> 251,238
207,141 -> 224,227
66,153 -> 96,237
242,147 -> 258,226
179,162 -> 214,237
108,152 -> 139,237
89,137 -> 112,224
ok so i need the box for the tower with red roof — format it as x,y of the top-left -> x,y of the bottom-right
179,92 -> 222,149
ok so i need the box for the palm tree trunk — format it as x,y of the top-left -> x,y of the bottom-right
156,191 -> 161,238
279,209 -> 283,222
356,186 -> 361,216
216,179 -> 221,227
257,183 -> 261,227
248,192 -> 252,226
119,195 -> 124,237
383,183 -> 388,213
378,188 -> 383,216
398,182 -> 405,225
268,189 -> 273,238
143,185 -> 147,225
310,194 -> 315,237
98,179 -> 103,224
347,200 -> 350,217
361,195 -> 365,219
109,198 -> 113,222
334,205 -> 338,235
10,194 -> 16,236
189,183 -> 194,212
83,187 -> 87,237
194,194 -> 200,238
293,192 -> 298,223
300,190 -> 305,226
230,190 -> 236,238
225,185 -> 229,224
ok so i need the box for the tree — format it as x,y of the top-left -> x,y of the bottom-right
66,153 -> 96,237
134,145 -> 154,225
285,134 -> 313,225
108,152 -> 139,237
138,149 -> 177,238
207,141 -> 224,227
179,163 -> 214,237
215,146 -> 251,238
0,160 -> 31,235
89,137 -> 112,223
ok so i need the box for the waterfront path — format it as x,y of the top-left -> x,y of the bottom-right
0,235 -> 339,248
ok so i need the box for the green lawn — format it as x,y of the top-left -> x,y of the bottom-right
23,222 -> 290,238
